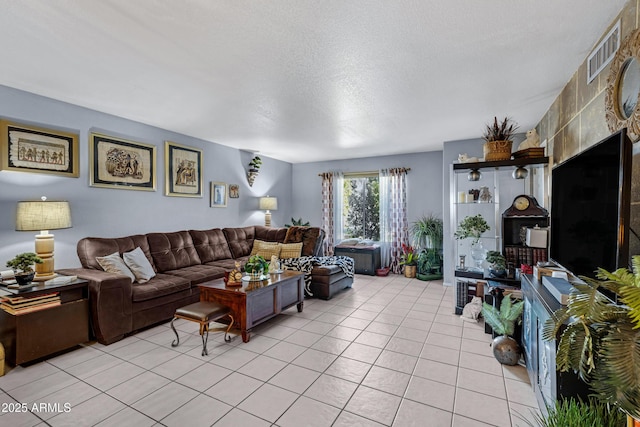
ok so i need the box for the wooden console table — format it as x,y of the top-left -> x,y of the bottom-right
0,278 -> 89,365
199,271 -> 304,342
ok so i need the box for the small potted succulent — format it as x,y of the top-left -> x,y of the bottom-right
6,252 -> 43,286
486,250 -> 507,278
244,255 -> 269,281
482,116 -> 519,161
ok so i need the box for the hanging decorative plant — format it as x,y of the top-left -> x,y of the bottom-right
247,155 -> 262,187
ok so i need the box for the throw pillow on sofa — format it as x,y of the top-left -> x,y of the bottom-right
123,247 -> 156,283
279,242 -> 303,259
96,252 -> 136,283
250,240 -> 281,259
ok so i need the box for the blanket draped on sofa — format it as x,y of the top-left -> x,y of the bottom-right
280,255 -> 355,295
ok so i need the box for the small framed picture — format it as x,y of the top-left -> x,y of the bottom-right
89,132 -> 156,191
229,184 -> 239,198
0,119 -> 79,177
165,141 -> 203,197
210,181 -> 227,207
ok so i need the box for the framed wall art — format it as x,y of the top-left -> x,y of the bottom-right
165,141 -> 203,197
210,181 -> 227,207
89,132 -> 156,191
0,119 -> 79,177
229,184 -> 239,198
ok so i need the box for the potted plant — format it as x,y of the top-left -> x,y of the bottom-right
486,250 -> 507,278
244,255 -> 269,281
399,243 -> 417,278
247,155 -> 262,187
523,396 -> 626,427
454,214 -> 490,269
543,255 -> 640,421
6,252 -> 43,286
285,217 -> 310,227
481,293 -> 524,365
411,214 -> 444,280
482,116 -> 518,161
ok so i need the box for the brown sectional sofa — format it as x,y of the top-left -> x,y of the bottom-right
58,226 -> 353,345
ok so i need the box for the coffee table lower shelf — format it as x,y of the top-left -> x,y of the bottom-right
198,271 -> 305,343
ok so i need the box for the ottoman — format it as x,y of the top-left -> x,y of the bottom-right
170,301 -> 234,356
310,265 -> 353,300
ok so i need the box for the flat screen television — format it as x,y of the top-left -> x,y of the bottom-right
549,128 -> 632,279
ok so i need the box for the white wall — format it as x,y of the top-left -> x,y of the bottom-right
291,151 -> 444,243
0,85 -> 292,269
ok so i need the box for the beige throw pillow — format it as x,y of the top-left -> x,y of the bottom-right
96,252 -> 135,283
279,242 -> 303,259
123,247 -> 156,284
250,240 -> 280,257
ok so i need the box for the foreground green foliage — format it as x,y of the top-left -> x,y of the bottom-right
543,255 -> 640,419
524,397 -> 626,427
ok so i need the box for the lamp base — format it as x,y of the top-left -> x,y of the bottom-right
264,211 -> 272,227
33,231 -> 57,281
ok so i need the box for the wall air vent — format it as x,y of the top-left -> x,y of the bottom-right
587,20 -> 620,84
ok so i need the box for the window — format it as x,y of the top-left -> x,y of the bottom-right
342,173 -> 380,241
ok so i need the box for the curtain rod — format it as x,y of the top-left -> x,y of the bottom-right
318,167 -> 411,177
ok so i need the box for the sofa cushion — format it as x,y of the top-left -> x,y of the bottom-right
223,226 -> 256,258
284,226 -> 322,257
77,235 -> 153,271
255,226 -> 288,242
162,264 -> 226,284
189,228 -> 233,263
147,231 -> 201,273
131,273 -> 191,302
279,242 -> 303,259
95,252 -> 136,282
123,247 -> 156,283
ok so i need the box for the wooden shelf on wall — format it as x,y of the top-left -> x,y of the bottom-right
452,157 -> 549,171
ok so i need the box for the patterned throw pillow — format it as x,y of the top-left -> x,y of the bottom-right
279,242 -> 303,259
250,240 -> 282,260
96,252 -> 135,283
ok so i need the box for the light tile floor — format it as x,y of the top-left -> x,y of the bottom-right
0,274 -> 540,426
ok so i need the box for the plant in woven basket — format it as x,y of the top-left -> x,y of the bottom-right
542,255 -> 640,420
483,116 -> 519,142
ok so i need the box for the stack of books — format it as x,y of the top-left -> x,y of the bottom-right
0,292 -> 61,315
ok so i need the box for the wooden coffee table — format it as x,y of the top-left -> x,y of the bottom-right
198,271 -> 305,342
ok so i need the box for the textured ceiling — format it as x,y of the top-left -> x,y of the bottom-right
0,1 -> 628,163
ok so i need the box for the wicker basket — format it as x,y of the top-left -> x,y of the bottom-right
483,140 -> 513,161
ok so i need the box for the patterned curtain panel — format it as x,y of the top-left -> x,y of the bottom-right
380,168 -> 409,273
320,172 -> 334,256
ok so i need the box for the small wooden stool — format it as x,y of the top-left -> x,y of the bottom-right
170,301 -> 234,356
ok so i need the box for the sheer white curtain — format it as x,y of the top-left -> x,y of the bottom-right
320,171 -> 344,255
379,168 -> 409,273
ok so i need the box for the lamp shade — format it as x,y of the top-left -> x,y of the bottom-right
259,196 -> 278,211
16,199 -> 72,231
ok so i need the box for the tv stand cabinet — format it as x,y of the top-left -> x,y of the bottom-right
521,274 -> 590,411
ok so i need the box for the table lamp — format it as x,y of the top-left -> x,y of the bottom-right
16,196 -> 72,281
259,196 -> 278,227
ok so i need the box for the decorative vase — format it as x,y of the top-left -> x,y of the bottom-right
492,335 -> 521,365
470,241 -> 485,270
483,140 -> 513,161
489,268 -> 506,278
404,265 -> 416,278
15,272 -> 35,286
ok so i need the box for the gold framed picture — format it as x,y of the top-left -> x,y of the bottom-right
0,119 -> 79,177
165,141 -> 203,197
89,132 -> 156,191
229,183 -> 239,198
210,181 -> 227,207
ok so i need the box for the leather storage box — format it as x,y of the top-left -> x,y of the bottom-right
334,246 -> 381,276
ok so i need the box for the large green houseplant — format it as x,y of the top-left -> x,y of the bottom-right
410,214 -> 443,280
543,255 -> 640,420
